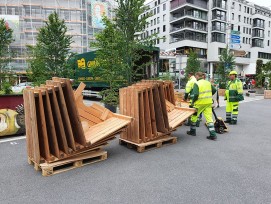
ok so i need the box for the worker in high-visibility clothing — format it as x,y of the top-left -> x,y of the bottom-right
183,72 -> 197,126
225,71 -> 244,125
187,72 -> 217,140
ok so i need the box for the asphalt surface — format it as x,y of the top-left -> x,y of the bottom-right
0,98 -> 271,204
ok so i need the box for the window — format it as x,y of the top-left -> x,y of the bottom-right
249,28 -> 251,34
250,8 -> 252,14
163,14 -> 166,22
268,40 -> 270,46
244,17 -> 246,23
246,38 -> 248,44
157,27 -> 160,33
155,1 -> 157,6
163,36 -> 166,42
247,7 -> 249,14
212,21 -> 226,32
269,21 -> 271,27
238,15 -> 241,22
243,37 -> 245,43
231,24 -> 234,30
247,18 -> 249,24
249,38 -> 251,44
154,18 -> 156,25
157,6 -> 160,14
239,4 -> 241,11
212,10 -> 226,21
163,3 -> 166,11
244,6 -> 246,12
232,2 -> 235,8
157,39 -> 160,44
268,31 -> 270,37
252,39 -> 264,47
163,25 -> 166,32
153,8 -> 156,15
246,28 -> 248,34
238,25 -> 240,31
157,17 -> 160,24
250,18 -> 252,25
258,52 -> 271,59
243,27 -> 245,33
211,33 -> 225,43
232,13 -> 234,20
151,20 -> 153,26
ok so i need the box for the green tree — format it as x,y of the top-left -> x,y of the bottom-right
262,61 -> 271,90
114,0 -> 155,84
217,47 -> 235,89
255,59 -> 264,88
90,17 -> 127,106
185,49 -> 201,79
0,18 -> 14,90
28,12 -> 73,85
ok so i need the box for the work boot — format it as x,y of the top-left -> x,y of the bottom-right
187,130 -> 196,136
224,120 -> 231,123
207,136 -> 217,140
207,130 -> 217,140
230,120 -> 237,125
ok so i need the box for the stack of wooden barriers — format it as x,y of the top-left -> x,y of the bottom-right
24,78 -> 132,176
119,80 -> 195,152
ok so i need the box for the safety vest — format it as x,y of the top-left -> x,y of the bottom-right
195,79 -> 213,105
225,79 -> 243,102
185,75 -> 197,98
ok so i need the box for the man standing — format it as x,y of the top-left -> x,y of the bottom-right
225,71 -> 244,125
183,72 -> 197,125
187,72 -> 217,140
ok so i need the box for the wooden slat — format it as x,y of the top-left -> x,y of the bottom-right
28,90 -> 40,164
23,89 -> 33,160
143,89 -> 152,141
74,82 -> 86,101
139,90 -> 146,142
40,88 -> 61,158
59,78 -> 86,146
47,80 -> 76,151
45,85 -> 69,154
36,90 -> 51,161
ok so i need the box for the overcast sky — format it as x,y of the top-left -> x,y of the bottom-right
145,0 -> 271,8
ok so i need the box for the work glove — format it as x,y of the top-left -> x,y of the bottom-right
189,104 -> 194,108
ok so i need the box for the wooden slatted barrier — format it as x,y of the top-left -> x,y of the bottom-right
24,78 -> 132,175
119,80 -> 196,152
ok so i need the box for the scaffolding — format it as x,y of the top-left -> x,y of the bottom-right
0,0 -> 116,73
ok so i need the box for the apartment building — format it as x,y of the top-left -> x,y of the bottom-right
0,0 -> 115,73
143,0 -> 271,78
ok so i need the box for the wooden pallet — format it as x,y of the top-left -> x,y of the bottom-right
33,150 -> 108,176
119,136 -> 177,153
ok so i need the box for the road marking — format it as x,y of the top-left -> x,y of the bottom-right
0,136 -> 26,144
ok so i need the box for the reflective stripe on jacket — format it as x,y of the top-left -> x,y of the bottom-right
194,79 -> 213,105
225,79 -> 243,102
185,76 -> 197,95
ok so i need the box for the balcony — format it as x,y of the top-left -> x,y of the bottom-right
212,15 -> 226,22
170,25 -> 208,33
212,1 -> 227,10
252,39 -> 264,48
171,0 -> 208,11
170,31 -> 207,43
252,23 -> 265,29
252,33 -> 265,39
171,11 -> 208,22
211,26 -> 226,33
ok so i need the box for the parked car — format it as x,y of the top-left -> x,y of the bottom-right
11,82 -> 33,93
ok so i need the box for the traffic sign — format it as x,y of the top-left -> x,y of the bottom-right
231,30 -> 240,35
231,39 -> 241,44
232,50 -> 247,57
231,34 -> 240,39
230,44 -> 241,49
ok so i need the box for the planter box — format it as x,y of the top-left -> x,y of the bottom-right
218,89 -> 226,97
0,94 -> 25,137
264,90 -> 271,99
